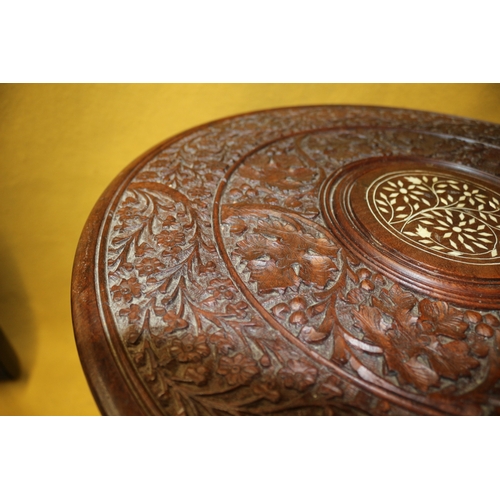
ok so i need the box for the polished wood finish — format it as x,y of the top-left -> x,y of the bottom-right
72,106 -> 500,415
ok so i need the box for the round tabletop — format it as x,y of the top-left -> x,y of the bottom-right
71,105 -> 500,415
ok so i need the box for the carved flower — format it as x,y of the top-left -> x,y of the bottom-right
252,377 -> 281,403
110,277 -> 142,302
156,230 -> 185,247
199,260 -> 217,274
162,310 -> 189,335
162,215 -> 177,227
135,257 -> 165,276
217,353 -> 259,385
161,246 -> 183,259
185,364 -> 210,386
119,303 -> 142,323
136,242 -> 154,257
225,301 -> 248,318
209,331 -> 235,354
207,278 -> 237,301
170,334 -> 210,363
279,359 -> 318,391
116,205 -> 142,221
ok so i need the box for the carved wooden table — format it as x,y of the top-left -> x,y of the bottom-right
72,106 -> 500,415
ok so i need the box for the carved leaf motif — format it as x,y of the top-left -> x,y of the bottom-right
246,259 -> 300,293
235,234 -> 285,262
257,219 -> 338,258
234,217 -> 338,293
162,311 -> 189,335
298,254 -> 338,288
302,236 -> 339,258
425,340 -> 480,380
306,301 -> 328,317
352,305 -> 391,346
388,356 -> 440,392
344,288 -> 365,304
352,289 -> 480,392
271,302 -> 291,319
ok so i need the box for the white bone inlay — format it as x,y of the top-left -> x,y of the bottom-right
367,170 -> 500,264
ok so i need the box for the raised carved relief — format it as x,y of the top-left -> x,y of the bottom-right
92,107 -> 500,415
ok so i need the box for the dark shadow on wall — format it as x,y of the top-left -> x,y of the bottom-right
0,325 -> 21,379
0,236 -> 37,400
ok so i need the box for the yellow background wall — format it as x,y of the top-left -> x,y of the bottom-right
1,83 -> 499,415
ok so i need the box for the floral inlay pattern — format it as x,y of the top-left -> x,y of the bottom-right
368,170 -> 500,263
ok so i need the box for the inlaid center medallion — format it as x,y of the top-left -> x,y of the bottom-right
367,170 -> 500,264
321,157 -> 500,308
